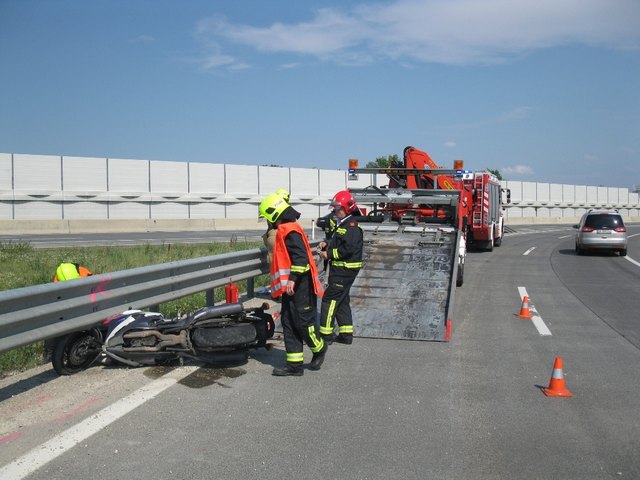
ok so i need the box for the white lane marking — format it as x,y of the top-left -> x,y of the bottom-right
517,286 -> 552,336
625,256 -> 640,267
622,233 -> 639,266
0,366 -> 198,480
558,235 -> 571,239
523,247 -> 536,255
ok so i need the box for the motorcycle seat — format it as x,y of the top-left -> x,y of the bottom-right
187,302 -> 244,324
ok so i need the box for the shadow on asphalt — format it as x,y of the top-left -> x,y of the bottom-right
556,248 -> 623,257
0,368 -> 58,402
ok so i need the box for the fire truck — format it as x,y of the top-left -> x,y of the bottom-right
343,145 -> 510,342
368,145 -> 509,251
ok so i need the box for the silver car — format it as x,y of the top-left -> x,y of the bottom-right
574,209 -> 627,256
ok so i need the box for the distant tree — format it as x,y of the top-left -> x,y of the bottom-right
487,168 -> 503,180
366,154 -> 400,168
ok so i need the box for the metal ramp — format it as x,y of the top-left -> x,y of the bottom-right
350,224 -> 458,341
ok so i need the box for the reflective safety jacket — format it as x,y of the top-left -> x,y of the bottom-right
326,215 -> 364,278
270,222 -> 324,298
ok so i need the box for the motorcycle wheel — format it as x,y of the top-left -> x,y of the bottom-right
192,323 -> 257,349
52,331 -> 101,375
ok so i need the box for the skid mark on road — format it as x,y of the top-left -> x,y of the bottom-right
50,397 -> 100,424
0,432 -> 23,444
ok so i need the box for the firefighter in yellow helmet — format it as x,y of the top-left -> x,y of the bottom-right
53,262 -> 93,282
46,262 -> 93,359
262,189 -> 291,265
259,193 -> 327,376
274,188 -> 290,203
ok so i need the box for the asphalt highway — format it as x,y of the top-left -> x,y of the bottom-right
1,225 -> 639,479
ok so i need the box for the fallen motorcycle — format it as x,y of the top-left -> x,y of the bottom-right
51,302 -> 274,375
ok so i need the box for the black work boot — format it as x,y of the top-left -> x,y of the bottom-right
272,363 -> 304,376
322,334 -> 334,345
334,334 -> 353,345
308,349 -> 327,371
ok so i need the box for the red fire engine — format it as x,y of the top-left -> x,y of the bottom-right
356,145 -> 510,251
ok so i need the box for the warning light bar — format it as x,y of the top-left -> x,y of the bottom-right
348,158 -> 359,180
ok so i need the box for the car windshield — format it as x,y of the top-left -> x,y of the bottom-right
584,214 -> 624,229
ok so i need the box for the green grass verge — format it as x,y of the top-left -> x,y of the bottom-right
0,240 -> 268,377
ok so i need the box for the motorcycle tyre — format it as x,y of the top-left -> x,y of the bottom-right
192,323 -> 256,349
52,331 -> 101,376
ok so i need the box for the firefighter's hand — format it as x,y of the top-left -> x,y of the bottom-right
319,250 -> 328,260
285,280 -> 295,296
317,241 -> 327,251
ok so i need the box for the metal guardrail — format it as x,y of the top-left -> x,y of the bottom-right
0,247 -> 277,354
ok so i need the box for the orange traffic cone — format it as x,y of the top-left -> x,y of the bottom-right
516,296 -> 533,319
542,356 -> 573,397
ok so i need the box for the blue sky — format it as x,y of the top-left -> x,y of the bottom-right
1,0 -> 639,188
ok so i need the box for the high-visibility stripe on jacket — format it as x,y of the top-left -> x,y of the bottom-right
326,215 -> 363,277
270,222 -> 324,298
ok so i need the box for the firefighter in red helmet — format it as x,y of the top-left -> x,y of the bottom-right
318,190 -> 363,345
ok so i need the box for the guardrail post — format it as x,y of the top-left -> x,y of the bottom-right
205,288 -> 215,307
246,278 -> 255,299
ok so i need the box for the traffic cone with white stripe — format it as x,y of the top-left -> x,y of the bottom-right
516,296 -> 533,319
542,356 -> 573,397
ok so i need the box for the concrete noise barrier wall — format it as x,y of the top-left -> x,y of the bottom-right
1,153 -> 638,233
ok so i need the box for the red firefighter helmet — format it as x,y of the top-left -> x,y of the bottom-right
330,190 -> 357,213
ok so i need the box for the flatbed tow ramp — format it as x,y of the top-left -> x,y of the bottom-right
348,187 -> 464,342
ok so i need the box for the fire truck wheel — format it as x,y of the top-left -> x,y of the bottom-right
485,239 -> 494,252
456,264 -> 464,287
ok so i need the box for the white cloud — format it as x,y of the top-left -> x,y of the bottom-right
583,154 -> 599,161
444,141 -> 456,148
195,0 -> 640,69
189,31 -> 250,71
279,63 -> 301,70
501,165 -> 534,175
